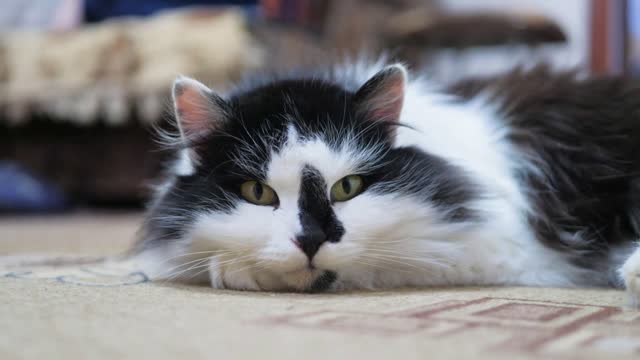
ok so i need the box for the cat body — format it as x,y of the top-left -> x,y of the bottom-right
134,60 -> 640,302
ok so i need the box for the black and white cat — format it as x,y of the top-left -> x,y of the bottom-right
134,59 -> 640,302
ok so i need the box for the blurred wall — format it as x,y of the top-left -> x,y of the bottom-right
442,0 -> 590,68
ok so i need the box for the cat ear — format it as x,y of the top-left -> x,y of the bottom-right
354,64 -> 407,132
172,76 -> 227,141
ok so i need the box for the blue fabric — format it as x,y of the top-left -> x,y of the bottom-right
0,162 -> 68,212
84,0 -> 258,22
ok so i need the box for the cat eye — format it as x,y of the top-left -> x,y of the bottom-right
331,175 -> 364,202
240,181 -> 278,206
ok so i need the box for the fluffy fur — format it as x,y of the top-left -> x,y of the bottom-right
134,59 -> 640,304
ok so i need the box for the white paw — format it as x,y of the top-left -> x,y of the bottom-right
218,261 -> 261,291
620,245 -> 640,307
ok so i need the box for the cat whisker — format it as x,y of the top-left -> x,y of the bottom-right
185,264 -> 217,281
350,259 -> 390,271
362,253 -> 450,267
152,250 -> 231,264
162,252 -> 255,281
360,252 -> 452,271
163,258 -> 212,282
160,256 -> 216,275
222,261 -> 261,278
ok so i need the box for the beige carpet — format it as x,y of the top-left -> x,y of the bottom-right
1,213 -> 639,360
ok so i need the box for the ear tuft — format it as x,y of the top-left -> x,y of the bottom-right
172,76 -> 226,141
354,64 -> 407,128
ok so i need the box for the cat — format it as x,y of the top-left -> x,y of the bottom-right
133,59 -> 640,303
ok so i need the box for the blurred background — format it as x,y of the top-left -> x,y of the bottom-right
0,0 -> 639,217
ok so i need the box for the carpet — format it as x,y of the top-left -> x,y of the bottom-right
1,213 -> 639,360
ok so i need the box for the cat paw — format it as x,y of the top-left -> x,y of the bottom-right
620,246 -> 640,307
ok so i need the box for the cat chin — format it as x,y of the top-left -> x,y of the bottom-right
202,255 -> 331,292
279,268 -> 327,290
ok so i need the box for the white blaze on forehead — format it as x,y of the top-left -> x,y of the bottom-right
174,149 -> 195,176
265,125 -> 364,195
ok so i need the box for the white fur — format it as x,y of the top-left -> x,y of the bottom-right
143,62 -> 616,293
620,244 -> 640,306
175,150 -> 195,176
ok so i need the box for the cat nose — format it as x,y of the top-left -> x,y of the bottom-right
294,228 -> 327,260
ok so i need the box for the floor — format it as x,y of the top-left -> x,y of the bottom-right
1,213 -> 639,360
0,211 -> 141,256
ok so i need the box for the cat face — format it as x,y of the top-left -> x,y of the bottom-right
143,65 -> 479,291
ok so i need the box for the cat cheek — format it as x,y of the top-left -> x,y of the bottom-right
314,241 -> 361,269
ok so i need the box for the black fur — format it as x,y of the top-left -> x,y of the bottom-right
297,165 -> 345,260
451,66 -> 640,283
137,63 -> 640,290
369,147 -> 480,222
309,270 -> 338,292
138,76 -> 480,258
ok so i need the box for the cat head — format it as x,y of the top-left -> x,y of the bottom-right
142,64 -> 477,291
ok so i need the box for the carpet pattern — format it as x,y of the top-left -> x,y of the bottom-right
1,213 -> 639,360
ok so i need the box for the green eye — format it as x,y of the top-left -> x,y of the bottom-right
240,181 -> 278,206
331,175 -> 364,202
